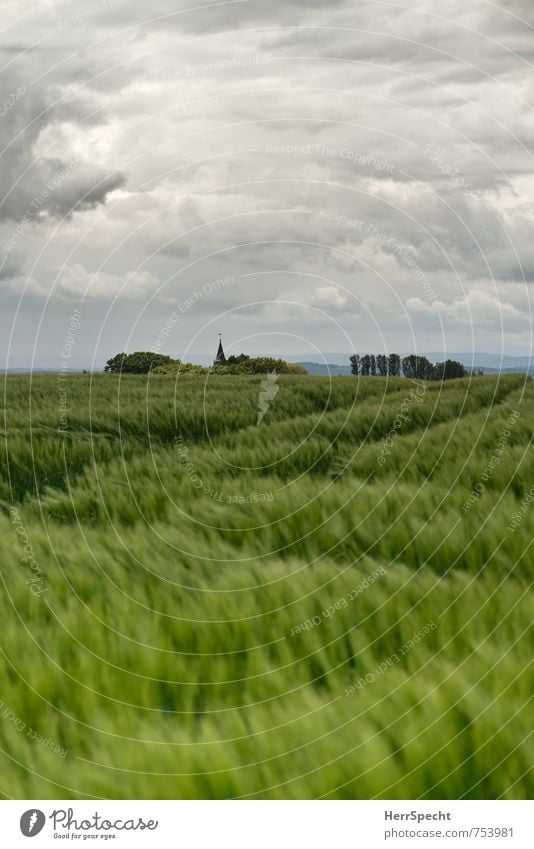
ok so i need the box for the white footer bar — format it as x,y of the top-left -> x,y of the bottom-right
1,800 -> 532,848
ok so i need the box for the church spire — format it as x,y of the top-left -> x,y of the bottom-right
214,332 -> 226,365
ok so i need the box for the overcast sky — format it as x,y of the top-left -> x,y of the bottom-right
1,0 -> 534,367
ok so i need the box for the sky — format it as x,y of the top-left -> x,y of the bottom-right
1,0 -> 534,368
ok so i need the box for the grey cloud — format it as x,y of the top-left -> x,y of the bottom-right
0,58 -> 126,223
41,163 -> 126,216
99,0 -> 348,35
2,0 -> 534,361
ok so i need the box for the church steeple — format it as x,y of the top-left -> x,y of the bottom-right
214,332 -> 226,365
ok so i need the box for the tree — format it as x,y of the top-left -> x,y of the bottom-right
152,362 -> 207,375
434,359 -> 466,380
376,354 -> 388,376
226,354 -> 250,365
360,354 -> 372,376
212,357 -> 306,375
388,353 -> 401,376
350,354 -> 360,376
104,352 -> 176,374
349,352 -> 467,381
447,359 -> 466,379
415,356 -> 434,381
401,355 -> 417,379
402,355 -> 433,380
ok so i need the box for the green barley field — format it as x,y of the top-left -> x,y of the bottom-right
0,371 -> 532,799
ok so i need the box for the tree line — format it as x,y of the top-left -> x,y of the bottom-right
103,351 -> 467,380
349,353 -> 466,380
103,352 -> 305,375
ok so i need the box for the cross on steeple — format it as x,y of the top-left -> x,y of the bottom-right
214,332 -> 226,365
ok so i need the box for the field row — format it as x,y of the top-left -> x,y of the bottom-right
0,373 -> 532,799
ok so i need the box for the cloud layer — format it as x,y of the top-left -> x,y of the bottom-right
1,0 -> 533,366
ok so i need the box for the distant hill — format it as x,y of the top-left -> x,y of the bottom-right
420,353 -> 534,371
297,362 -> 352,376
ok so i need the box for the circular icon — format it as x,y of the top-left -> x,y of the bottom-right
20,810 -> 46,837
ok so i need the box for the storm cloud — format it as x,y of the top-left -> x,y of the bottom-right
1,0 -> 533,367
